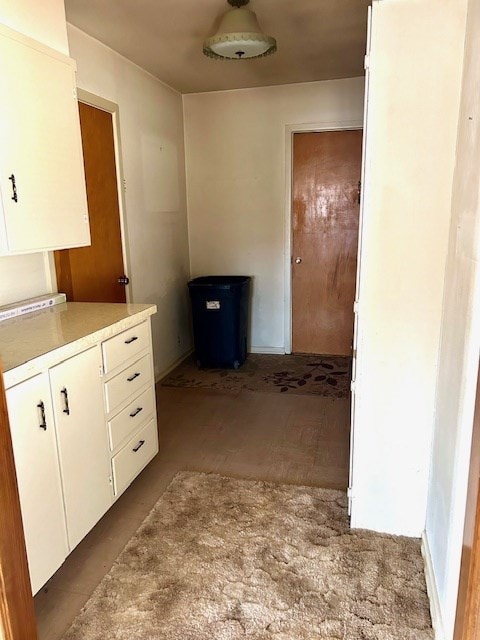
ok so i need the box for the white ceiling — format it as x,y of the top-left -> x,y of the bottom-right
64,0 -> 370,94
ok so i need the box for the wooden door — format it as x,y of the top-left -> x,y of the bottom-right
54,102 -> 127,302
454,361 -> 480,640
6,374 -> 68,594
49,346 -> 111,551
292,130 -> 362,355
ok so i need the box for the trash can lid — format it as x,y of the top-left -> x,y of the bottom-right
188,276 -> 251,289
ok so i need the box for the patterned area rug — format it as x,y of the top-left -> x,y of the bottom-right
63,472 -> 433,640
162,354 -> 351,398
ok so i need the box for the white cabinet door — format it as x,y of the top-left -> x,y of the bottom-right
0,24 -> 90,254
49,346 -> 112,550
6,373 -> 68,594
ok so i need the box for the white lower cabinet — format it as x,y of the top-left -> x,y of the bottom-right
5,316 -> 158,594
49,345 -> 112,551
6,373 -> 68,595
102,321 -> 159,499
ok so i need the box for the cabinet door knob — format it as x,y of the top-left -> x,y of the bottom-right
124,336 -> 138,345
127,372 -> 141,383
61,387 -> 70,415
129,407 -> 143,418
37,401 -> 47,430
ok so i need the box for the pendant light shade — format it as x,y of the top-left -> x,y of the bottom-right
203,0 -> 277,60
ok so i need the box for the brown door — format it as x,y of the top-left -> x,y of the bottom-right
292,130 -> 362,355
54,102 -> 127,303
455,362 -> 480,640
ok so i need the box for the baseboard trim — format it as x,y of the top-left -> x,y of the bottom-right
249,346 -> 285,355
155,349 -> 193,383
422,531 -> 445,640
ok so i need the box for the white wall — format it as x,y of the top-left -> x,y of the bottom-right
183,78 -> 365,352
425,0 -> 480,636
351,0 -> 468,537
67,25 -> 192,378
0,0 -> 68,306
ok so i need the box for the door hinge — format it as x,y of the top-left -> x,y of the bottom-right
350,380 -> 356,393
364,54 -> 370,70
347,487 -> 354,516
353,301 -> 359,314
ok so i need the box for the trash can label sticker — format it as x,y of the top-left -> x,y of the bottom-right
206,300 -> 221,310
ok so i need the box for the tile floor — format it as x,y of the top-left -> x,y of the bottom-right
34,384 -> 350,640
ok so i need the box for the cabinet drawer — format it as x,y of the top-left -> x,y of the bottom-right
102,321 -> 150,374
107,386 -> 155,451
104,354 -> 152,413
112,419 -> 158,497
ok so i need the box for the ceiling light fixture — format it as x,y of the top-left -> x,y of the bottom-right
203,0 -> 277,60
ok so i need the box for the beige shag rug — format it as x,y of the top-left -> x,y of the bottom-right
63,472 -> 433,640
162,354 -> 351,398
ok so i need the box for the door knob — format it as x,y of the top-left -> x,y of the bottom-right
295,257 -> 302,264
118,275 -> 130,285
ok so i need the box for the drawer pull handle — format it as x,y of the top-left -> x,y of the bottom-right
61,388 -> 70,415
127,372 -> 141,382
130,407 -> 143,418
132,439 -> 145,453
124,336 -> 138,345
9,174 -> 18,202
37,401 -> 47,430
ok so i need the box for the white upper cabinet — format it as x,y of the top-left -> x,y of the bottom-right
0,24 -> 90,254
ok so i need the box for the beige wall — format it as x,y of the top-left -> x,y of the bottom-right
351,0 -> 468,537
183,77 -> 365,351
0,0 -> 68,306
0,0 -> 68,53
425,0 -> 480,635
67,25 -> 192,379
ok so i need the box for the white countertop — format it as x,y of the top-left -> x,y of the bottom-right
0,302 -> 156,387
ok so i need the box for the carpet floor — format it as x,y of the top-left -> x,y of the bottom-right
162,354 -> 351,398
62,472 -> 433,640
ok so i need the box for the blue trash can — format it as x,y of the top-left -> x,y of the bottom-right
188,276 -> 251,369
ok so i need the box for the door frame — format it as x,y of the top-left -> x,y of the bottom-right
50,89 -> 132,303
283,120 -> 363,354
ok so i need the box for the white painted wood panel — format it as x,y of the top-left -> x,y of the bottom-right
0,24 -> 89,254
6,373 -> 68,594
104,354 -> 152,414
102,320 -> 149,374
49,346 -> 111,550
350,0 -> 468,537
111,418 -> 158,497
107,385 -> 155,452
